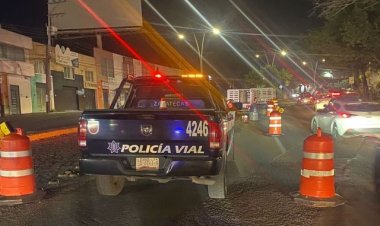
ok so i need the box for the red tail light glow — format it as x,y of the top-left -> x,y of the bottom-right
78,118 -> 87,147
209,122 -> 222,149
339,112 -> 356,118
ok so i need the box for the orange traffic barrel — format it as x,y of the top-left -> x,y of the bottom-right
299,128 -> 334,198
268,110 -> 282,136
266,100 -> 274,117
0,133 -> 35,196
291,128 -> 345,207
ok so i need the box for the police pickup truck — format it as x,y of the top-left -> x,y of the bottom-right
78,73 -> 235,199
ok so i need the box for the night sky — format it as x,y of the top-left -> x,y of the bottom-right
0,0 -> 320,86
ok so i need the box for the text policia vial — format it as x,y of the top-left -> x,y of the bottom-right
119,143 -> 204,154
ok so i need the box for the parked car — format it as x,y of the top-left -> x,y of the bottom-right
311,99 -> 380,139
297,92 -> 313,104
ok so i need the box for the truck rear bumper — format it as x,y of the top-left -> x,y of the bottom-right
79,157 -> 222,177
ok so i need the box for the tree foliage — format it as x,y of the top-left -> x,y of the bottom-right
305,0 -> 380,97
243,69 -> 269,88
313,0 -> 380,18
243,65 -> 295,89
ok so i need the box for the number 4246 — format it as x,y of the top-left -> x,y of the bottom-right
186,121 -> 208,137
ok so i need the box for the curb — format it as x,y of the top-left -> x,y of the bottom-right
27,127 -> 77,141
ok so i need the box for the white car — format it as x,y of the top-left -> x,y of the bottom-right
311,99 -> 380,139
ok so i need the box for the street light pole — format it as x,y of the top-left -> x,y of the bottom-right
193,32 -> 206,74
178,28 -> 219,74
45,13 -> 52,113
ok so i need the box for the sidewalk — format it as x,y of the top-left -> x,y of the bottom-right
1,111 -> 82,140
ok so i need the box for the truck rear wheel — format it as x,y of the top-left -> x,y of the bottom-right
96,175 -> 125,196
208,155 -> 227,199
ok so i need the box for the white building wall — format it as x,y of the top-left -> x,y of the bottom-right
133,59 -> 142,77
112,53 -> 123,89
109,53 -> 124,104
8,75 -> 32,114
0,28 -> 32,49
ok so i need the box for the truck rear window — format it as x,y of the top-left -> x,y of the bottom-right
130,84 -> 212,109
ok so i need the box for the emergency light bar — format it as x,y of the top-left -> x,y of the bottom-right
181,74 -> 204,78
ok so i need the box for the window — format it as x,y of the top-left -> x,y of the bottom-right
130,82 -> 211,109
0,43 -> 25,61
63,66 -> 75,80
34,61 -> 45,74
101,58 -> 114,77
85,71 -> 94,82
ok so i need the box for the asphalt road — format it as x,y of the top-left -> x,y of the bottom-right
1,104 -> 380,226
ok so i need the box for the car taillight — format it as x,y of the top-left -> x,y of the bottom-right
209,122 -> 222,149
339,113 -> 356,118
78,118 -> 87,147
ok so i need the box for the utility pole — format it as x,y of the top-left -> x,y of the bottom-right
45,13 -> 52,113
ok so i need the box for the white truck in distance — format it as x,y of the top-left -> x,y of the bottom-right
227,88 -> 276,108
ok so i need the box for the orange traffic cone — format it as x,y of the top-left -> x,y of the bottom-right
291,128 -> 345,207
0,131 -> 44,206
268,110 -> 282,136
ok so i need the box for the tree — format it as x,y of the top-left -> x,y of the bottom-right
313,0 -> 380,18
305,1 -> 380,98
243,65 -> 295,89
243,69 -> 270,88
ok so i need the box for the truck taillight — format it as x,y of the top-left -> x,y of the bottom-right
78,118 -> 87,147
209,122 -> 222,149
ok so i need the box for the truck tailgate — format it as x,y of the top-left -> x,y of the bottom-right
82,110 -> 218,157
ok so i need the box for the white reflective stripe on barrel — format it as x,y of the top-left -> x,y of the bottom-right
269,124 -> 281,127
268,105 -> 274,107
301,169 -> 334,178
0,169 -> 34,177
269,117 -> 281,120
0,150 -> 32,158
303,152 -> 334,160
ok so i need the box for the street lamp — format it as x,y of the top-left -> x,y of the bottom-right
212,28 -> 220,35
178,34 -> 185,40
178,27 -> 220,74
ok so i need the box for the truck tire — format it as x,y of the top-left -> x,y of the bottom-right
96,175 -> 125,196
208,155 -> 227,199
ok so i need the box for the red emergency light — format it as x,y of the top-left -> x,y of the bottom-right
154,73 -> 162,79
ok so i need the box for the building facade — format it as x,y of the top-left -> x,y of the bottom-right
1,28 -> 182,114
94,48 -> 113,109
30,42 -> 50,113
0,28 -> 34,115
